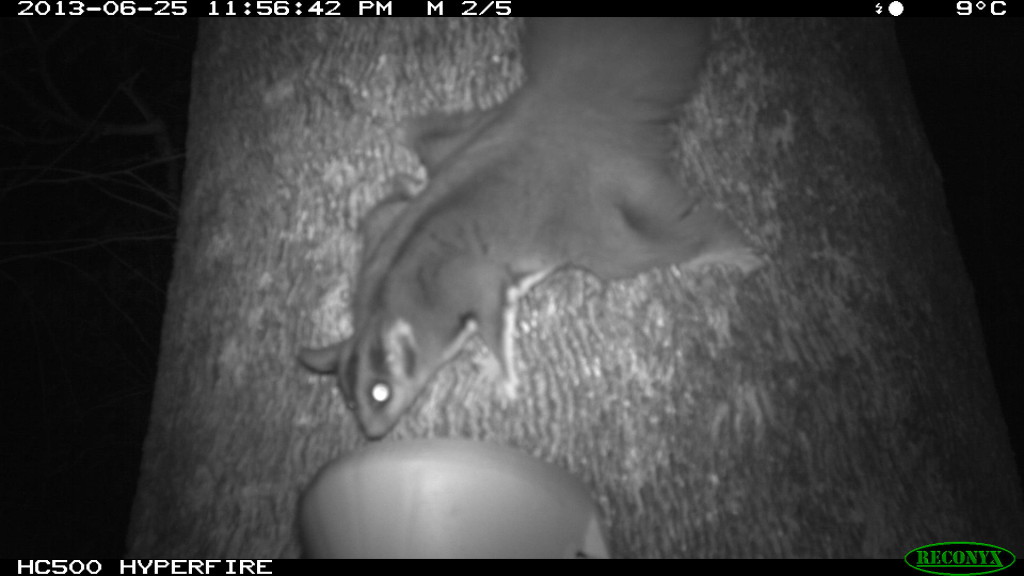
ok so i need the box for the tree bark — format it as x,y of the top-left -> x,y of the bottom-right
127,18 -> 1024,558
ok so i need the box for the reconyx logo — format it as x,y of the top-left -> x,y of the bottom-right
905,542 -> 1016,576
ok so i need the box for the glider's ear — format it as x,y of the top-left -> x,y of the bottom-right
298,341 -> 345,374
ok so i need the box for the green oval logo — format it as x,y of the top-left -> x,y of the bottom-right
905,542 -> 1016,576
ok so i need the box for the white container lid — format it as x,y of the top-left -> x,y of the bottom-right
299,439 -> 608,558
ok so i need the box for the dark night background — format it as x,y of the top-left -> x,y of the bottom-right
1,18 -> 1021,558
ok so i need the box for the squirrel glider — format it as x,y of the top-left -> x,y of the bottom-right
300,18 -> 758,439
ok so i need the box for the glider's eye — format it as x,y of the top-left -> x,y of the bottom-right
370,382 -> 391,405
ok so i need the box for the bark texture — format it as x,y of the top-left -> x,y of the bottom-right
127,18 -> 1024,558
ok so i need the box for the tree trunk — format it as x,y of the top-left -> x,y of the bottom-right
127,18 -> 1024,558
